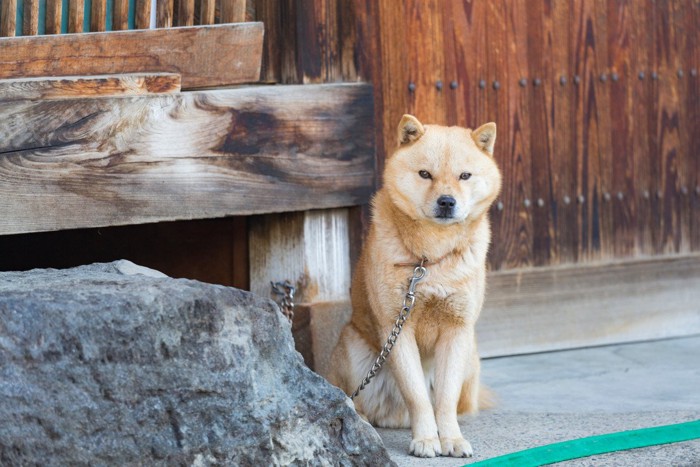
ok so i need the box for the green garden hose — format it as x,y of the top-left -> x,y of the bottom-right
467,419 -> 700,466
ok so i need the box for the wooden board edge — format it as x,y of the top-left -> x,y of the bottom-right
0,73 -> 182,101
0,22 -> 264,88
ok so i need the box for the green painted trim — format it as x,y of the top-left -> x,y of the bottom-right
467,419 -> 700,467
105,0 -> 113,30
37,0 -> 46,34
127,0 -> 135,29
15,0 -> 23,35
82,0 -> 90,32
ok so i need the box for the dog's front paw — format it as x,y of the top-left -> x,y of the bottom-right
409,437 -> 442,458
440,436 -> 473,457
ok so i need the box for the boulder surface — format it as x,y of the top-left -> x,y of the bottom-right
0,261 -> 393,466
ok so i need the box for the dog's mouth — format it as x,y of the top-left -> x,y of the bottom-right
434,207 -> 455,219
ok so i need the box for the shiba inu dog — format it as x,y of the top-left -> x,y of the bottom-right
328,115 -> 501,458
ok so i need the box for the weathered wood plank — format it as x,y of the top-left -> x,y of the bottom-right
221,0 -> 246,23
135,0 -> 151,29
477,253 -> 700,357
502,0 -> 534,269
22,0 -> 39,35
0,73 -> 181,100
68,0 -> 84,33
155,0 -> 174,28
551,0 -> 575,264
177,0 -> 194,26
90,0 -> 107,32
112,0 -> 130,30
0,0 -> 17,37
250,210 -> 353,375
0,23 -> 263,89
199,0 -> 215,25
44,0 -> 63,34
0,83 -> 374,234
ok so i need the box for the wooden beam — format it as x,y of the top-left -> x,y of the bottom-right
250,209 -> 353,375
0,23 -> 263,89
0,73 -> 181,100
477,254 -> 700,358
0,83 -> 374,234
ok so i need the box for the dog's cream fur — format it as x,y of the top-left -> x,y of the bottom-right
328,115 -> 502,458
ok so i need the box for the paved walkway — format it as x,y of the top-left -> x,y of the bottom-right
377,336 -> 700,466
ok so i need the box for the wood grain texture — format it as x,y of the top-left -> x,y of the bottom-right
477,253 -> 700,357
199,0 -> 215,25
135,0 -> 151,29
22,0 -> 39,35
68,0 -> 84,33
156,0 -> 174,28
44,0 -> 63,34
358,0 -> 699,271
1,0 -> 17,37
221,0 -> 245,23
90,0 -> 107,31
0,73 -> 181,100
177,0 -> 194,26
0,23 -> 263,89
0,83 -> 374,234
112,0 -> 129,30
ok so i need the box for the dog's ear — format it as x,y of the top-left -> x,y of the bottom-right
471,122 -> 497,155
397,114 -> 426,146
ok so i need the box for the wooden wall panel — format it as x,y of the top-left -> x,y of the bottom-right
364,0 -> 699,271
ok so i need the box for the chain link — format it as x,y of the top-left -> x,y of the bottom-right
271,280 -> 295,322
350,259 -> 427,400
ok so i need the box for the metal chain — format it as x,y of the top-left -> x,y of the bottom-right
350,258 -> 428,400
271,280 -> 295,322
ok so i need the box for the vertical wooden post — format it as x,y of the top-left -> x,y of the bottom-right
1,0 -> 17,36
220,0 -> 245,23
134,0 -> 150,28
155,0 -> 173,28
112,0 -> 129,30
249,209 -> 352,376
23,0 -> 39,35
45,0 -> 63,34
248,0 -> 371,375
68,0 -> 84,32
199,0 -> 215,25
177,0 -> 194,26
90,0 -> 107,31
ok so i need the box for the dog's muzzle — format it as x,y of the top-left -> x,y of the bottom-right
435,195 -> 456,219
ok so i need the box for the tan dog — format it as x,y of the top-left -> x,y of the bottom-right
328,115 -> 501,458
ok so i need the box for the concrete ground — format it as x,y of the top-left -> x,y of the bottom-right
377,335 -> 700,466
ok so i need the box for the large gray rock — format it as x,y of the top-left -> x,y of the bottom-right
0,261 -> 393,466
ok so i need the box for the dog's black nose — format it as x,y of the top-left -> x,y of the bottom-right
437,195 -> 456,208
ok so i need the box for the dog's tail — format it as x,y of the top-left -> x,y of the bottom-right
457,382 -> 497,415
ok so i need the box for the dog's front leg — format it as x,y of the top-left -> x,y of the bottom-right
388,328 -> 441,457
434,326 -> 474,457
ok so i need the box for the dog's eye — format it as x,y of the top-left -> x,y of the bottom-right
419,170 -> 432,179
460,172 -> 472,181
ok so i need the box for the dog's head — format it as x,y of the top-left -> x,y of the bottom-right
383,115 -> 502,225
